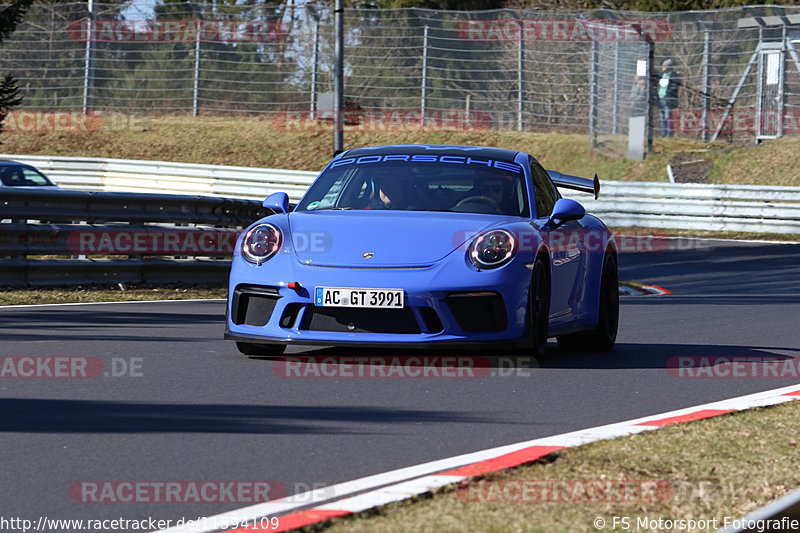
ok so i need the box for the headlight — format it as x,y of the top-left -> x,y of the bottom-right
241,223 -> 282,264
468,229 -> 517,269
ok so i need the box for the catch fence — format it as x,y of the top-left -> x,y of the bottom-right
3,4 -> 800,153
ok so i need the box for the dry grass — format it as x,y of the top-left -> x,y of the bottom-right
0,285 -> 226,306
317,401 -> 800,533
609,226 -> 800,242
709,136 -> 800,187
3,114 -> 800,186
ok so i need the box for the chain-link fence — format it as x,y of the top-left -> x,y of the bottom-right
3,3 -> 800,155
591,32 -> 651,158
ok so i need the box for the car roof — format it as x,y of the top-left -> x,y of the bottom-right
0,160 -> 38,169
341,144 -> 521,162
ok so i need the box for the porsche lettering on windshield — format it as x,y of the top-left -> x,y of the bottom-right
329,154 -> 522,174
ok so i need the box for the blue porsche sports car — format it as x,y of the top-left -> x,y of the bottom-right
225,144 -> 618,357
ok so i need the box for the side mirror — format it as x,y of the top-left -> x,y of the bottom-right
546,198 -> 585,228
263,192 -> 289,214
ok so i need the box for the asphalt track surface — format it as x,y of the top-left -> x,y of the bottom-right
2,239 -> 800,529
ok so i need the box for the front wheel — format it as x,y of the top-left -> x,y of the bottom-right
557,252 -> 619,352
236,342 -> 286,359
527,256 -> 551,357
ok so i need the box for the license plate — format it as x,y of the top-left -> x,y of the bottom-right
314,287 -> 404,308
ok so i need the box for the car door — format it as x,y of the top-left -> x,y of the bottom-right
529,158 -> 586,326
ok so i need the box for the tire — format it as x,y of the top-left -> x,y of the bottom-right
557,252 -> 619,352
236,342 -> 286,359
527,255 -> 551,358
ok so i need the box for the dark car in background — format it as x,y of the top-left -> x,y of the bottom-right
0,161 -> 59,188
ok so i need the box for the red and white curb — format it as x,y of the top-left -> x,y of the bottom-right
155,383 -> 800,533
619,283 -> 672,296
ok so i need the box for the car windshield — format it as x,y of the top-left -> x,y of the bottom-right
295,156 -> 529,217
0,165 -> 55,187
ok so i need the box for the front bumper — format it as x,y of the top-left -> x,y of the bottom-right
225,251 -> 532,346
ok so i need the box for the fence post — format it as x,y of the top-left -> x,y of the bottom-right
701,31 -> 711,141
311,18 -> 320,119
646,38 -> 654,152
82,0 -> 95,114
589,40 -> 598,146
333,0 -> 344,154
517,21 -> 524,132
193,20 -> 201,117
781,24 -> 787,138
421,25 -> 428,129
612,40 -> 620,135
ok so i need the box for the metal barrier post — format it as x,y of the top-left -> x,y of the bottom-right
311,18 -> 320,120
517,20 -> 524,132
82,0 -> 95,114
333,0 -> 344,155
589,40 -> 598,147
193,20 -> 201,117
421,25 -> 428,129
701,31 -> 712,142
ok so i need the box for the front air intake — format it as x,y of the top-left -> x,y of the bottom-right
446,292 -> 507,332
231,285 -> 281,327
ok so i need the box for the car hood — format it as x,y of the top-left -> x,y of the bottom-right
288,210 -> 520,267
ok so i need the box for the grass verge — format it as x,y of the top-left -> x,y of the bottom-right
315,400 -> 800,533
0,284 -> 226,306
3,114 -> 800,186
610,226 -> 800,243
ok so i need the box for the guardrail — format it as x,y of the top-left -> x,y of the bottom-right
578,181 -> 800,234
0,154 -> 317,203
0,187 -> 269,287
3,154 -> 800,234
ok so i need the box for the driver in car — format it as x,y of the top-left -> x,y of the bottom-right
476,177 -> 507,205
469,173 -> 515,213
367,168 -> 419,210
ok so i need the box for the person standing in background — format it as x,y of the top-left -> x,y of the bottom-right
658,59 -> 680,137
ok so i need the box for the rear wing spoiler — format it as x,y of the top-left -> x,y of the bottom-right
547,170 -> 600,200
